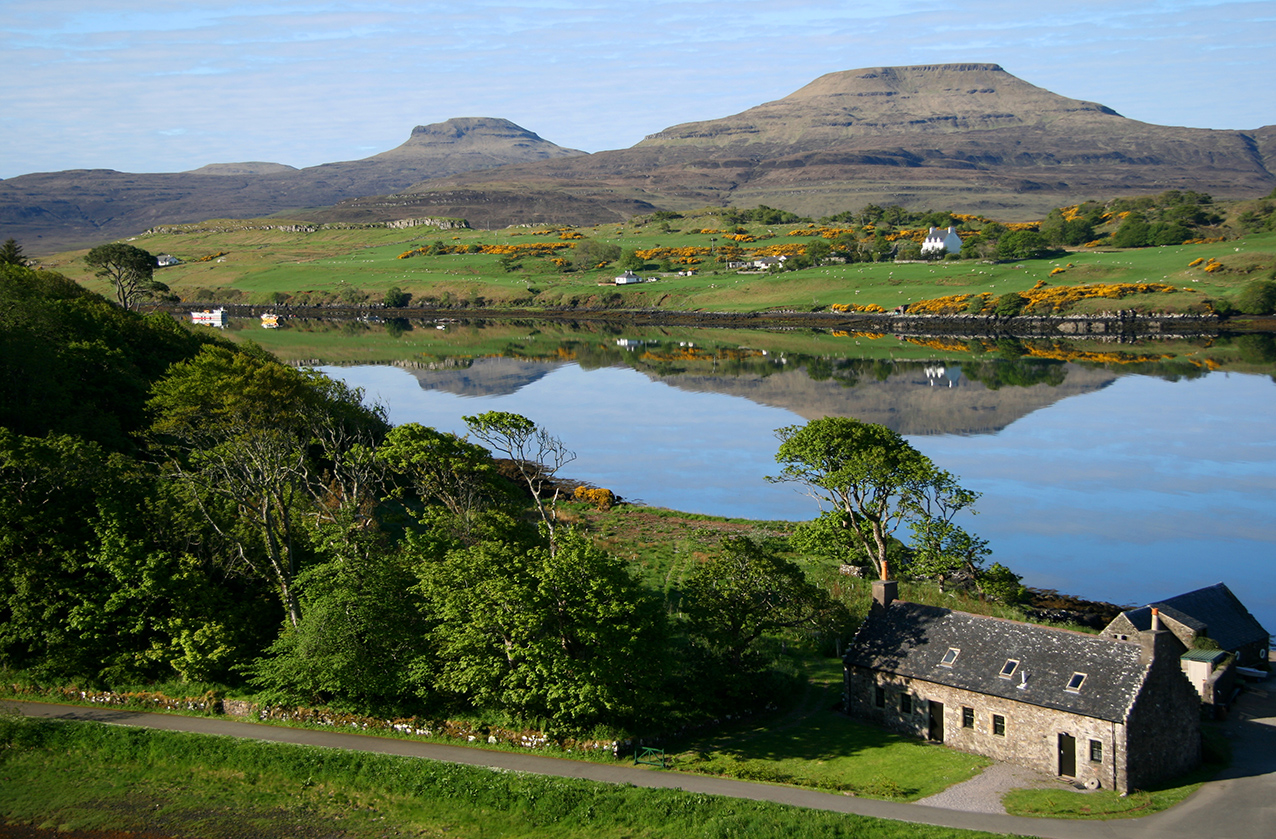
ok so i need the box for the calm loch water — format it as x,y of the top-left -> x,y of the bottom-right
321,346 -> 1276,633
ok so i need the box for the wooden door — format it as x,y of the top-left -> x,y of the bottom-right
1058,733 -> 1077,777
928,701 -> 944,742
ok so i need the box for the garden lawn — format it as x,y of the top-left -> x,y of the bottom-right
667,659 -> 992,800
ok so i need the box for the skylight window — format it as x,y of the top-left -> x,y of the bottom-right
999,659 -> 1019,679
1066,672 -> 1087,693
940,648 -> 960,667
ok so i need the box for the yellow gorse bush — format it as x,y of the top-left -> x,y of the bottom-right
1020,281 -> 1177,312
906,294 -> 974,315
634,246 -> 711,260
573,486 -> 616,511
906,282 -> 1179,315
830,302 -> 887,313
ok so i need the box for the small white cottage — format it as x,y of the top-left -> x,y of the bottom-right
920,227 -> 964,257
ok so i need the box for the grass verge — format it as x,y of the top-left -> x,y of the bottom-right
0,712 -> 1016,839
1001,729 -> 1229,818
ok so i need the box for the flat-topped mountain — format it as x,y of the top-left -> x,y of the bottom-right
334,64 -> 1273,229
5,66 -> 1274,252
0,118 -> 583,253
641,63 -> 1122,146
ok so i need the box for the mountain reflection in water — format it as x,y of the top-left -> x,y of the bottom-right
323,353 -> 1276,632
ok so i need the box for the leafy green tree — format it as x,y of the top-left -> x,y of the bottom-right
378,423 -> 510,541
979,562 -> 1027,604
994,292 -> 1027,318
248,540 -> 431,713
1234,279 -> 1276,315
0,429 -> 266,683
995,230 -> 1051,261
148,346 -> 388,628
85,243 -> 167,310
383,286 -> 410,307
1111,214 -> 1151,248
574,239 -> 622,268
683,537 -> 846,671
416,529 -> 665,729
904,479 -> 988,591
770,417 -> 975,580
619,249 -> 646,272
0,262 -> 215,449
463,411 -> 574,550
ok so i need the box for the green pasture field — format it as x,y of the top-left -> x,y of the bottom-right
43,212 -> 1276,315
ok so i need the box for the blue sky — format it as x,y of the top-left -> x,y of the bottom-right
2,0 -> 1273,179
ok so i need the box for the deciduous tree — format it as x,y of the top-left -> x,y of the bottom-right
85,243 -> 166,310
683,537 -> 846,671
770,417 -> 976,580
463,411 -> 574,550
148,346 -> 387,628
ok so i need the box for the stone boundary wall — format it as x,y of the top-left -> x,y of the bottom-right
143,216 -> 468,236
6,685 -> 626,756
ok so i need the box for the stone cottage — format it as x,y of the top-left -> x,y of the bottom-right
843,581 -> 1201,792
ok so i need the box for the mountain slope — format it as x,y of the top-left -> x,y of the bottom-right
0,118 -> 584,253
336,64 -> 1274,227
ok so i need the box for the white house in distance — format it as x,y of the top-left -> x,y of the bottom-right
614,271 -> 644,284
921,227 -> 964,257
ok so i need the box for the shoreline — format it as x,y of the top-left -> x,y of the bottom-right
154,302 -> 1274,338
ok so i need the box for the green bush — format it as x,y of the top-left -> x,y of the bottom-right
993,292 -> 1027,318
1233,278 -> 1276,315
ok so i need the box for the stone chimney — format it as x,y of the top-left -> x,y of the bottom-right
1138,608 -> 1179,665
871,559 -> 897,612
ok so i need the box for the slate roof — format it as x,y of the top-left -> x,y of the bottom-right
845,602 -> 1149,723
1121,583 -> 1270,653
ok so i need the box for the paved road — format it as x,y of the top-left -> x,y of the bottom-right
5,682 -> 1275,839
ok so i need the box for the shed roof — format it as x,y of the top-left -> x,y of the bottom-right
1121,583 -> 1269,653
845,602 -> 1149,723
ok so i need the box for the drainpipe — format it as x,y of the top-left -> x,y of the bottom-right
1111,720 -> 1118,792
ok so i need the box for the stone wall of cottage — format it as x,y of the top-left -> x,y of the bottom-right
845,665 -> 1129,792
1124,633 -> 1202,790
